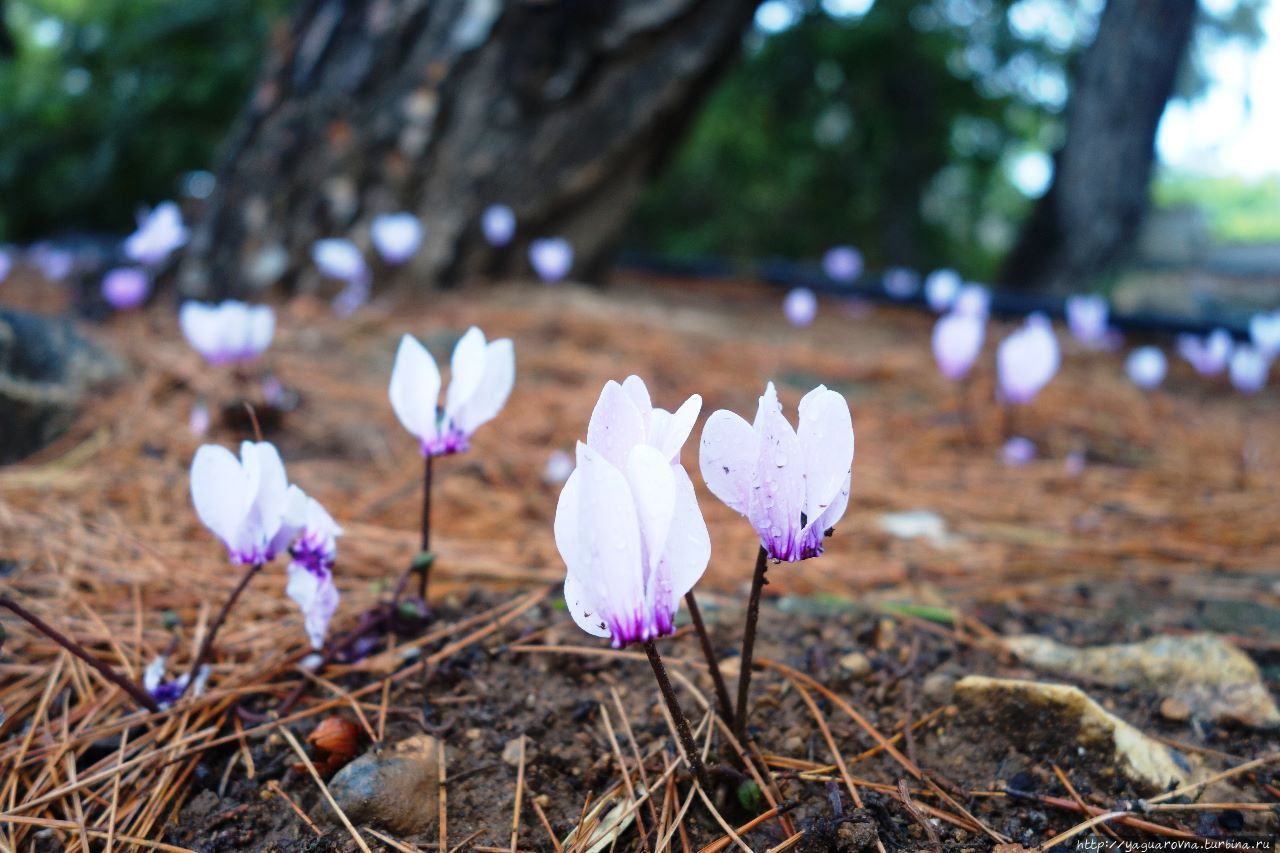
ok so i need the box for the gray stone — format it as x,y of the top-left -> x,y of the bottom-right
321,734 -> 440,834
0,309 -> 122,464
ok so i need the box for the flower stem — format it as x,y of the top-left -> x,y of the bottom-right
734,545 -> 769,744
643,640 -> 710,791
418,454 -> 433,602
181,561 -> 264,699
0,594 -> 160,713
683,591 -> 734,728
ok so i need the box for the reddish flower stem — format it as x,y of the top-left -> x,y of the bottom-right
683,591 -> 735,728
734,545 -> 769,744
643,639 -> 710,790
0,594 -> 160,713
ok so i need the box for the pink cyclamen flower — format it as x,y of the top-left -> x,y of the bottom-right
180,300 -> 275,365
544,449 -> 575,484
529,237 -> 573,282
371,212 -> 424,265
555,441 -> 709,647
125,201 -> 189,266
883,267 -> 919,300
932,312 -> 985,381
0,247 -> 12,282
925,268 -> 961,312
190,441 -> 306,565
389,327 -> 515,457
822,246 -> 863,284
1125,346 -> 1167,390
29,243 -> 74,281
997,315 -> 1060,404
101,267 -> 150,310
1248,311 -> 1280,359
312,238 -> 368,282
1066,294 -> 1109,347
1229,345 -> 1269,394
286,497 -> 343,649
1002,436 -> 1036,467
700,382 -> 854,563
189,399 -> 211,436
1177,329 -> 1232,376
954,284 -> 991,318
482,204 -> 517,246
784,287 -> 818,327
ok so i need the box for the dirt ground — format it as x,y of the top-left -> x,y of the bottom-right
1,272 -> 1278,850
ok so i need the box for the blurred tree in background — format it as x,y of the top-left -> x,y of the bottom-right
0,0 -> 1267,288
630,0 -> 1265,282
0,0 -> 291,241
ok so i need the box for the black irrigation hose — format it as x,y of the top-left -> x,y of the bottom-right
616,252 -> 1255,341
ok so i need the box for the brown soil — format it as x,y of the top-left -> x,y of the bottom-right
1,271 -> 1278,851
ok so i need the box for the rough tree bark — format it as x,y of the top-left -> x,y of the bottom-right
179,0 -> 760,296
999,0 -> 1198,294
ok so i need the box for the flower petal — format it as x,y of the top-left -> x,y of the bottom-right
563,572 -> 611,638
624,445 -> 676,579
562,442 -> 645,646
796,386 -> 854,524
180,302 -> 222,361
750,383 -> 804,560
621,375 -> 652,413
389,334 -> 441,445
445,327 -> 488,417
286,562 -> 340,650
452,338 -> 514,435
190,444 -> 252,552
653,466 -> 710,625
698,409 -> 756,516
652,394 -> 701,463
586,380 -> 647,470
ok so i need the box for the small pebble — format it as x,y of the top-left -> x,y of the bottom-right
922,671 -> 956,706
1160,697 -> 1192,721
839,652 -> 872,678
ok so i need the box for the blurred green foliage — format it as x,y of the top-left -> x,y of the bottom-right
1155,172 -> 1280,244
0,0 -> 290,241
0,0 -> 1267,265
631,0 -> 1267,279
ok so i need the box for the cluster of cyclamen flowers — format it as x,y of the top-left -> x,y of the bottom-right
189,441 -> 343,653
100,202 -> 191,311
309,204 -> 575,314
180,325 -> 515,695
555,375 -> 854,757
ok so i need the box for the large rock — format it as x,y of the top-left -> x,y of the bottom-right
0,309 -> 122,464
1003,633 -> 1280,728
954,676 -> 1195,793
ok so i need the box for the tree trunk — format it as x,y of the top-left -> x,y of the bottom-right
179,0 -> 759,297
998,0 -> 1197,294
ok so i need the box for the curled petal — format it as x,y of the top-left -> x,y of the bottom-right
286,562 -> 340,650
652,394 -> 701,463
